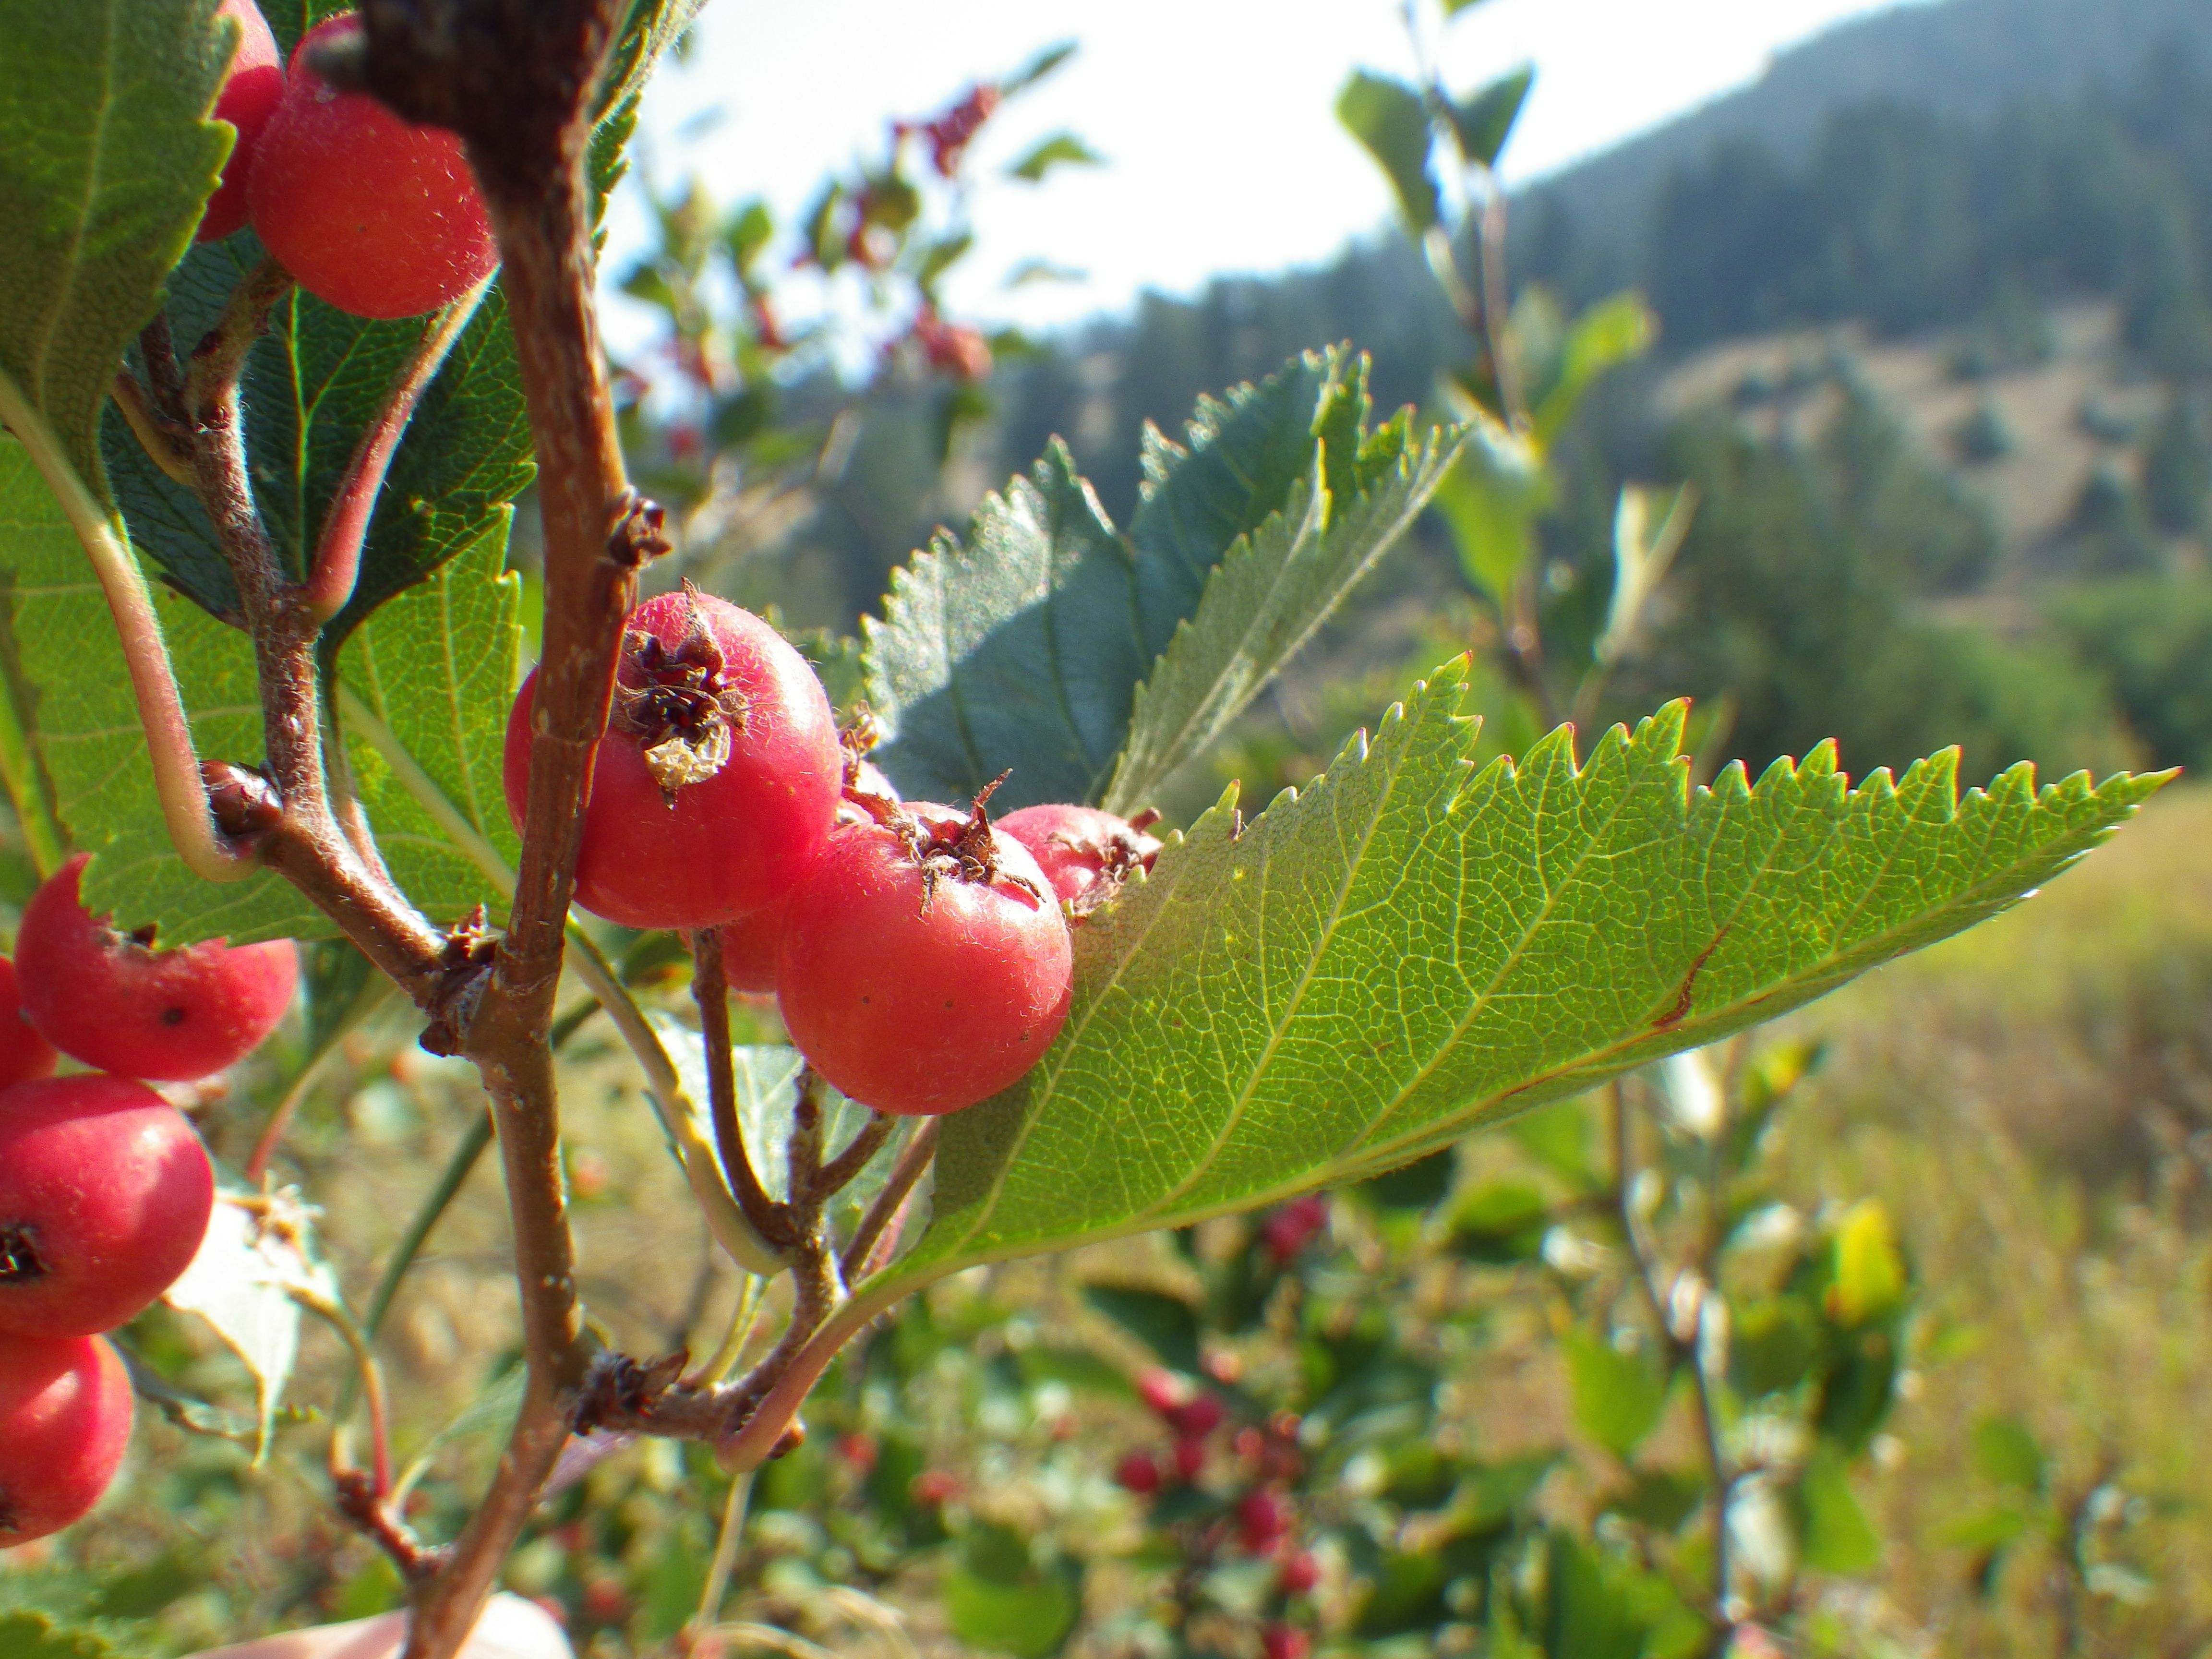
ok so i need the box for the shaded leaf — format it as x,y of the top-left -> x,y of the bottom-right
867,349 -> 1455,813
1337,71 -> 1438,232
1083,1284 -> 1202,1375
866,674 -> 2161,1293
1431,412 -> 1548,602
1532,292 -> 1655,447
1101,397 -> 1464,812
1448,66 -> 1533,169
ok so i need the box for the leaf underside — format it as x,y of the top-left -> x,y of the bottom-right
875,668 -> 2164,1291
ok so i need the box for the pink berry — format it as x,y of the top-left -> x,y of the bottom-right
503,590 -> 842,932
16,856 -> 298,1082
197,0 -> 285,241
0,1076 -> 216,1339
776,800 -> 1071,1116
0,1334 -> 132,1547
0,958 -> 57,1091
1114,1450 -> 1162,1495
996,803 -> 1162,917
247,12 -> 498,317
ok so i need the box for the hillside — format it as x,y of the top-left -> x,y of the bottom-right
1514,0 -> 2212,298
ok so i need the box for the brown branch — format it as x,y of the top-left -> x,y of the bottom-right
814,1111 -> 896,1202
842,1118 -> 939,1284
692,928 -> 798,1248
325,7 -> 658,1656
335,1469 -> 448,1584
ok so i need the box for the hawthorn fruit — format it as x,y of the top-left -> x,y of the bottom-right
503,589 -> 843,932
16,856 -> 299,1082
196,0 -> 284,242
0,1334 -> 132,1547
0,957 -> 56,1092
996,802 -> 1161,917
247,12 -> 498,318
776,796 -> 1072,1115
0,1075 -> 216,1340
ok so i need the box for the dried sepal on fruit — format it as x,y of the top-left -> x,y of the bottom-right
998,802 -> 1163,919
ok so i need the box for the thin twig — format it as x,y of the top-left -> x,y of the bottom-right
692,927 -> 797,1248
788,1068 -> 826,1198
690,1470 -> 756,1639
841,1118 -> 939,1284
307,279 -> 493,622
110,369 -> 197,486
815,1112 -> 896,1202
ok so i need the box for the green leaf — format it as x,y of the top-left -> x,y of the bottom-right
1100,398 -> 1464,813
1082,1284 -> 1202,1374
1445,1178 -> 1551,1262
1006,133 -> 1103,183
1448,67 -> 1533,169
1563,1329 -> 1671,1460
1971,1416 -> 2046,1493
1825,1199 -> 1906,1327
1532,292 -> 1654,448
336,520 -> 522,923
0,0 -> 231,503
866,348 -> 1455,812
107,240 -> 533,640
1792,1445 -> 1883,1575
0,1611 -> 136,1659
864,674 -> 2163,1293
942,1561 -> 1081,1659
1431,413 -> 1548,603
0,437 -> 327,941
1000,40 -> 1077,97
1540,1531 -> 1656,1659
1336,71 -> 1439,232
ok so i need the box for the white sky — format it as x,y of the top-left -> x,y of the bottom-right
601,0 -> 1926,356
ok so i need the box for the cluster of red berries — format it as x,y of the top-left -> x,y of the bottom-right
1115,1369 -> 1318,1657
504,589 -> 1162,1116
0,860 -> 298,1548
200,1 -> 497,319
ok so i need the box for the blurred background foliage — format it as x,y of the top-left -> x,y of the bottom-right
9,0 -> 2212,1652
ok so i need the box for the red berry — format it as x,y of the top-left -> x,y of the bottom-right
715,774 -> 887,995
1171,1435 -> 1207,1481
1261,1194 -> 1330,1264
16,856 -> 298,1082
1260,1624 -> 1310,1659
996,804 -> 1161,917
1279,1551 -> 1320,1595
247,13 -> 498,317
776,800 -> 1072,1115
578,1579 -> 629,1626
1136,1366 -> 1188,1418
0,959 -> 57,1091
0,1076 -> 216,1339
912,1469 -> 961,1505
197,0 -> 284,241
1238,1487 -> 1292,1553
0,1334 -> 132,1546
1114,1450 -> 1161,1495
1166,1390 -> 1224,1441
503,590 -> 842,932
